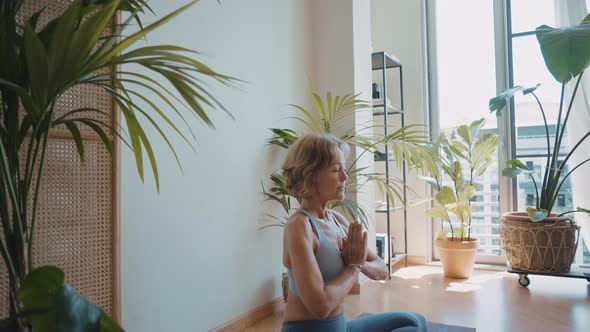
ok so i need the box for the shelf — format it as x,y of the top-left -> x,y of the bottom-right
371,51 -> 402,70
372,106 -> 403,115
387,254 -> 407,275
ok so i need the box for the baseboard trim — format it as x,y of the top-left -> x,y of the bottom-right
210,297 -> 284,332
407,255 -> 427,265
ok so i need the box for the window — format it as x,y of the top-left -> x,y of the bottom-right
472,206 -> 485,213
428,0 -> 588,264
526,194 -> 535,207
472,195 -> 484,202
430,0 -> 500,262
558,194 -> 565,208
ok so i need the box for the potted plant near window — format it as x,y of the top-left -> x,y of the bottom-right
423,119 -> 499,278
0,0 -> 233,331
489,14 -> 590,273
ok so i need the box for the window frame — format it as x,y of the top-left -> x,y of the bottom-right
426,0 -> 510,265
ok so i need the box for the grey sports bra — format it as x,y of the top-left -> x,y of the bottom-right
287,208 -> 347,297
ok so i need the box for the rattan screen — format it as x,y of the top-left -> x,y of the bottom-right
0,0 -> 119,320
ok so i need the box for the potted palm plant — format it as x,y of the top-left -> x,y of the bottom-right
260,83 -> 435,229
489,14 -> 590,273
0,0 -> 234,331
423,119 -> 499,278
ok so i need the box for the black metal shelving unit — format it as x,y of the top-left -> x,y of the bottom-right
371,51 -> 408,277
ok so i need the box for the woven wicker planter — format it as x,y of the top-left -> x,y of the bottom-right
501,212 -> 580,273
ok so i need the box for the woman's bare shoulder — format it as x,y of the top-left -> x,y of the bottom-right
285,212 -> 313,237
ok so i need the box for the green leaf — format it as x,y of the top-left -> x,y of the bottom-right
420,176 -> 439,188
489,86 -> 523,116
17,266 -> 123,332
527,206 -> 549,222
449,202 -> 471,222
66,0 -> 118,73
17,266 -> 64,331
452,224 -> 468,239
427,205 -> 450,221
460,184 -> 476,201
502,167 -> 530,177
469,118 -> 485,140
522,83 -> 541,95
54,285 -> 102,332
99,313 -> 125,332
24,22 -> 49,104
435,186 -> 456,205
457,124 -> 472,145
472,133 -> 499,171
64,121 -> 85,162
576,206 -> 590,214
435,230 -> 448,241
46,0 -> 81,90
507,159 -> 531,170
536,21 -> 590,83
17,266 -> 64,304
96,0 -> 201,67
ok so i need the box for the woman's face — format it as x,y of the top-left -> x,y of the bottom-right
312,147 -> 348,202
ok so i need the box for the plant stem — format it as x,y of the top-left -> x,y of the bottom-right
546,74 -> 584,213
529,173 -> 539,209
28,102 -> 55,271
559,131 -> 590,170
530,92 -> 551,207
549,158 -> 590,213
546,83 -> 566,210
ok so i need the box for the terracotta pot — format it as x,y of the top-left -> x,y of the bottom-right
501,212 -> 580,273
435,238 -> 479,279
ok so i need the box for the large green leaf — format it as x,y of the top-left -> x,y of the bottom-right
435,186 -> 456,205
17,266 -> 123,332
502,159 -> 533,177
427,205 -> 450,222
456,124 -> 472,145
536,14 -> 590,83
489,86 -> 523,116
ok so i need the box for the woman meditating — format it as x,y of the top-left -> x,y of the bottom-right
281,133 -> 427,332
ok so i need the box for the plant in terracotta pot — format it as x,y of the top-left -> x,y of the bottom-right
423,119 -> 499,278
489,14 -> 590,273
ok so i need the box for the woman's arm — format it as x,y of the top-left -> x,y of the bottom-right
331,210 -> 389,280
285,216 -> 361,319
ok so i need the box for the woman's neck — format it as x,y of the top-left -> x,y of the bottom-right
300,198 -> 329,219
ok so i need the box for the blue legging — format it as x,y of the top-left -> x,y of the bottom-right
281,312 -> 427,332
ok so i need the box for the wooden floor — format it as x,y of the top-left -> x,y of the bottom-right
245,266 -> 590,332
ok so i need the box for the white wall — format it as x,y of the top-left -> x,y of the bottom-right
310,0 -> 376,274
120,1 -> 312,330
371,0 -> 431,260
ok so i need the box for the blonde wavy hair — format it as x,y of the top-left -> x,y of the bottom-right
281,133 -> 350,199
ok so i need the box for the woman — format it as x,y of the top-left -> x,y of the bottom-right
281,133 -> 427,332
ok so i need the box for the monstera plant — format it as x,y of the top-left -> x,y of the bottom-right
489,14 -> 590,221
489,14 -> 590,274
0,0 -> 233,330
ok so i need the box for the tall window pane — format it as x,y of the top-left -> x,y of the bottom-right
435,0 -> 501,258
